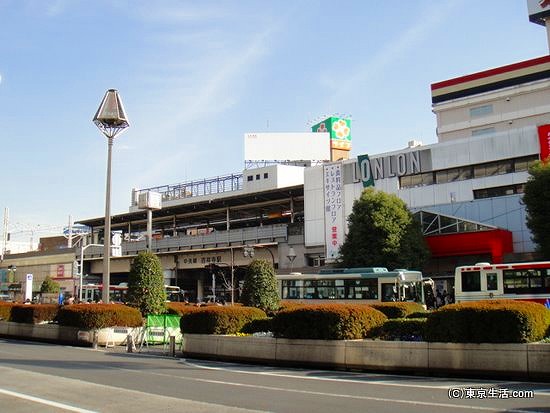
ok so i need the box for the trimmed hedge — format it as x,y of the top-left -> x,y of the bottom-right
180,306 -> 267,335
10,304 -> 60,324
166,302 -> 203,316
369,302 -> 426,319
56,304 -> 144,329
0,302 -> 17,321
271,304 -> 387,340
425,300 -> 550,343
241,318 -> 273,334
372,318 -> 427,341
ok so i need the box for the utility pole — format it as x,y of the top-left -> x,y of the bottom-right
1,208 -> 8,261
67,215 -> 73,248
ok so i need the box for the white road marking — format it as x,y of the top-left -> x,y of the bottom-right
0,388 -> 98,413
70,363 -> 544,412
180,359 -> 550,395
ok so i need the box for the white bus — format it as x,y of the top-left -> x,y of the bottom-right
81,284 -> 182,303
455,261 -> 550,307
277,267 -> 430,305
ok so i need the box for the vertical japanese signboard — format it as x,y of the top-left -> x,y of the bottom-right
25,274 -> 33,302
323,163 -> 344,262
538,124 -> 550,161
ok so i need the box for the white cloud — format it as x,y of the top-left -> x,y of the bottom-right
0,73 -> 2,85
134,3 -> 232,23
125,22 -> 280,186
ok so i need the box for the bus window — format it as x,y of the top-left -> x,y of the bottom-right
381,284 -> 397,302
487,273 -> 498,291
461,271 -> 481,292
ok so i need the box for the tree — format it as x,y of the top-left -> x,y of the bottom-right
241,259 -> 279,312
40,276 -> 60,293
523,160 -> 550,259
127,251 -> 167,316
338,187 -> 430,269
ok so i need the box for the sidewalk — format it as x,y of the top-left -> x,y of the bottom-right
102,343 -> 181,358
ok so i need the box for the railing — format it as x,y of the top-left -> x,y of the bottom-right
132,173 -> 244,206
79,224 -> 288,258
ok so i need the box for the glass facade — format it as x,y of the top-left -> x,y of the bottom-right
400,155 -> 538,190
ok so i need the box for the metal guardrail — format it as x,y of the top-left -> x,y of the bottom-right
132,173 -> 244,205
80,224 -> 288,258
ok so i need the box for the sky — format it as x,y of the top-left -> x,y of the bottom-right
0,0 -> 548,243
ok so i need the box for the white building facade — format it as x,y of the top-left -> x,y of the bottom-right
305,55 -> 550,270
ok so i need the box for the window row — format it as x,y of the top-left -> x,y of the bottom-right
460,269 -> 550,294
400,155 -> 538,189
281,279 -> 378,300
473,184 -> 524,200
246,172 -> 269,182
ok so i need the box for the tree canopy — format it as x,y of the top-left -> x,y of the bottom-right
40,275 -> 60,293
523,160 -> 550,259
127,251 -> 167,316
338,187 -> 430,270
241,259 -> 280,313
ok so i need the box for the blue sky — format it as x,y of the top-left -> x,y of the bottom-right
0,0 -> 547,242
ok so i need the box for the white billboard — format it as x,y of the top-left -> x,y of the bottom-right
244,132 -> 330,161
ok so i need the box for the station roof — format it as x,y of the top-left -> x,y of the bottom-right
76,185 -> 304,229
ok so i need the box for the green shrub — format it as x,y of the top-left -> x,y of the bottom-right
271,304 -> 387,340
180,306 -> 267,335
57,304 -> 143,329
40,276 -> 60,293
0,302 -> 17,321
241,318 -> 273,334
369,302 -> 426,319
372,318 -> 426,341
9,304 -> 60,324
425,300 -> 550,343
165,302 -> 202,316
406,311 -> 429,319
241,259 -> 279,313
127,251 -> 167,316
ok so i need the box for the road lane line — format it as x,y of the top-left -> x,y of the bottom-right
179,359 -> 550,395
0,388 -> 98,413
75,364 -> 542,412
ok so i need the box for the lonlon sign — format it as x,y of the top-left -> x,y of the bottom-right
355,149 -> 432,187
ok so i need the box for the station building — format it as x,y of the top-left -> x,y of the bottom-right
3,53 -> 550,301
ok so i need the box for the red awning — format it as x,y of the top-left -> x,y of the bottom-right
425,229 -> 513,264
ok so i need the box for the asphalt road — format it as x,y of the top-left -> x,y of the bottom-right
0,338 -> 548,413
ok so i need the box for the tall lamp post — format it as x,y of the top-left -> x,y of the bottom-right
93,89 -> 129,303
287,247 -> 296,272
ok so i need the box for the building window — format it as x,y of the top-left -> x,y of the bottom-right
256,174 -> 260,180
264,173 -> 268,179
461,271 -> 481,292
399,172 -> 434,188
514,155 -> 539,172
487,273 -> 498,291
473,184 -> 524,199
435,167 -> 472,184
474,160 -> 513,178
399,154 -> 536,190
247,176 -> 253,182
469,104 -> 493,118
472,127 -> 495,137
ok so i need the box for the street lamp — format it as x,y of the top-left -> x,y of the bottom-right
93,89 -> 129,303
78,243 -> 103,302
287,247 -> 296,272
